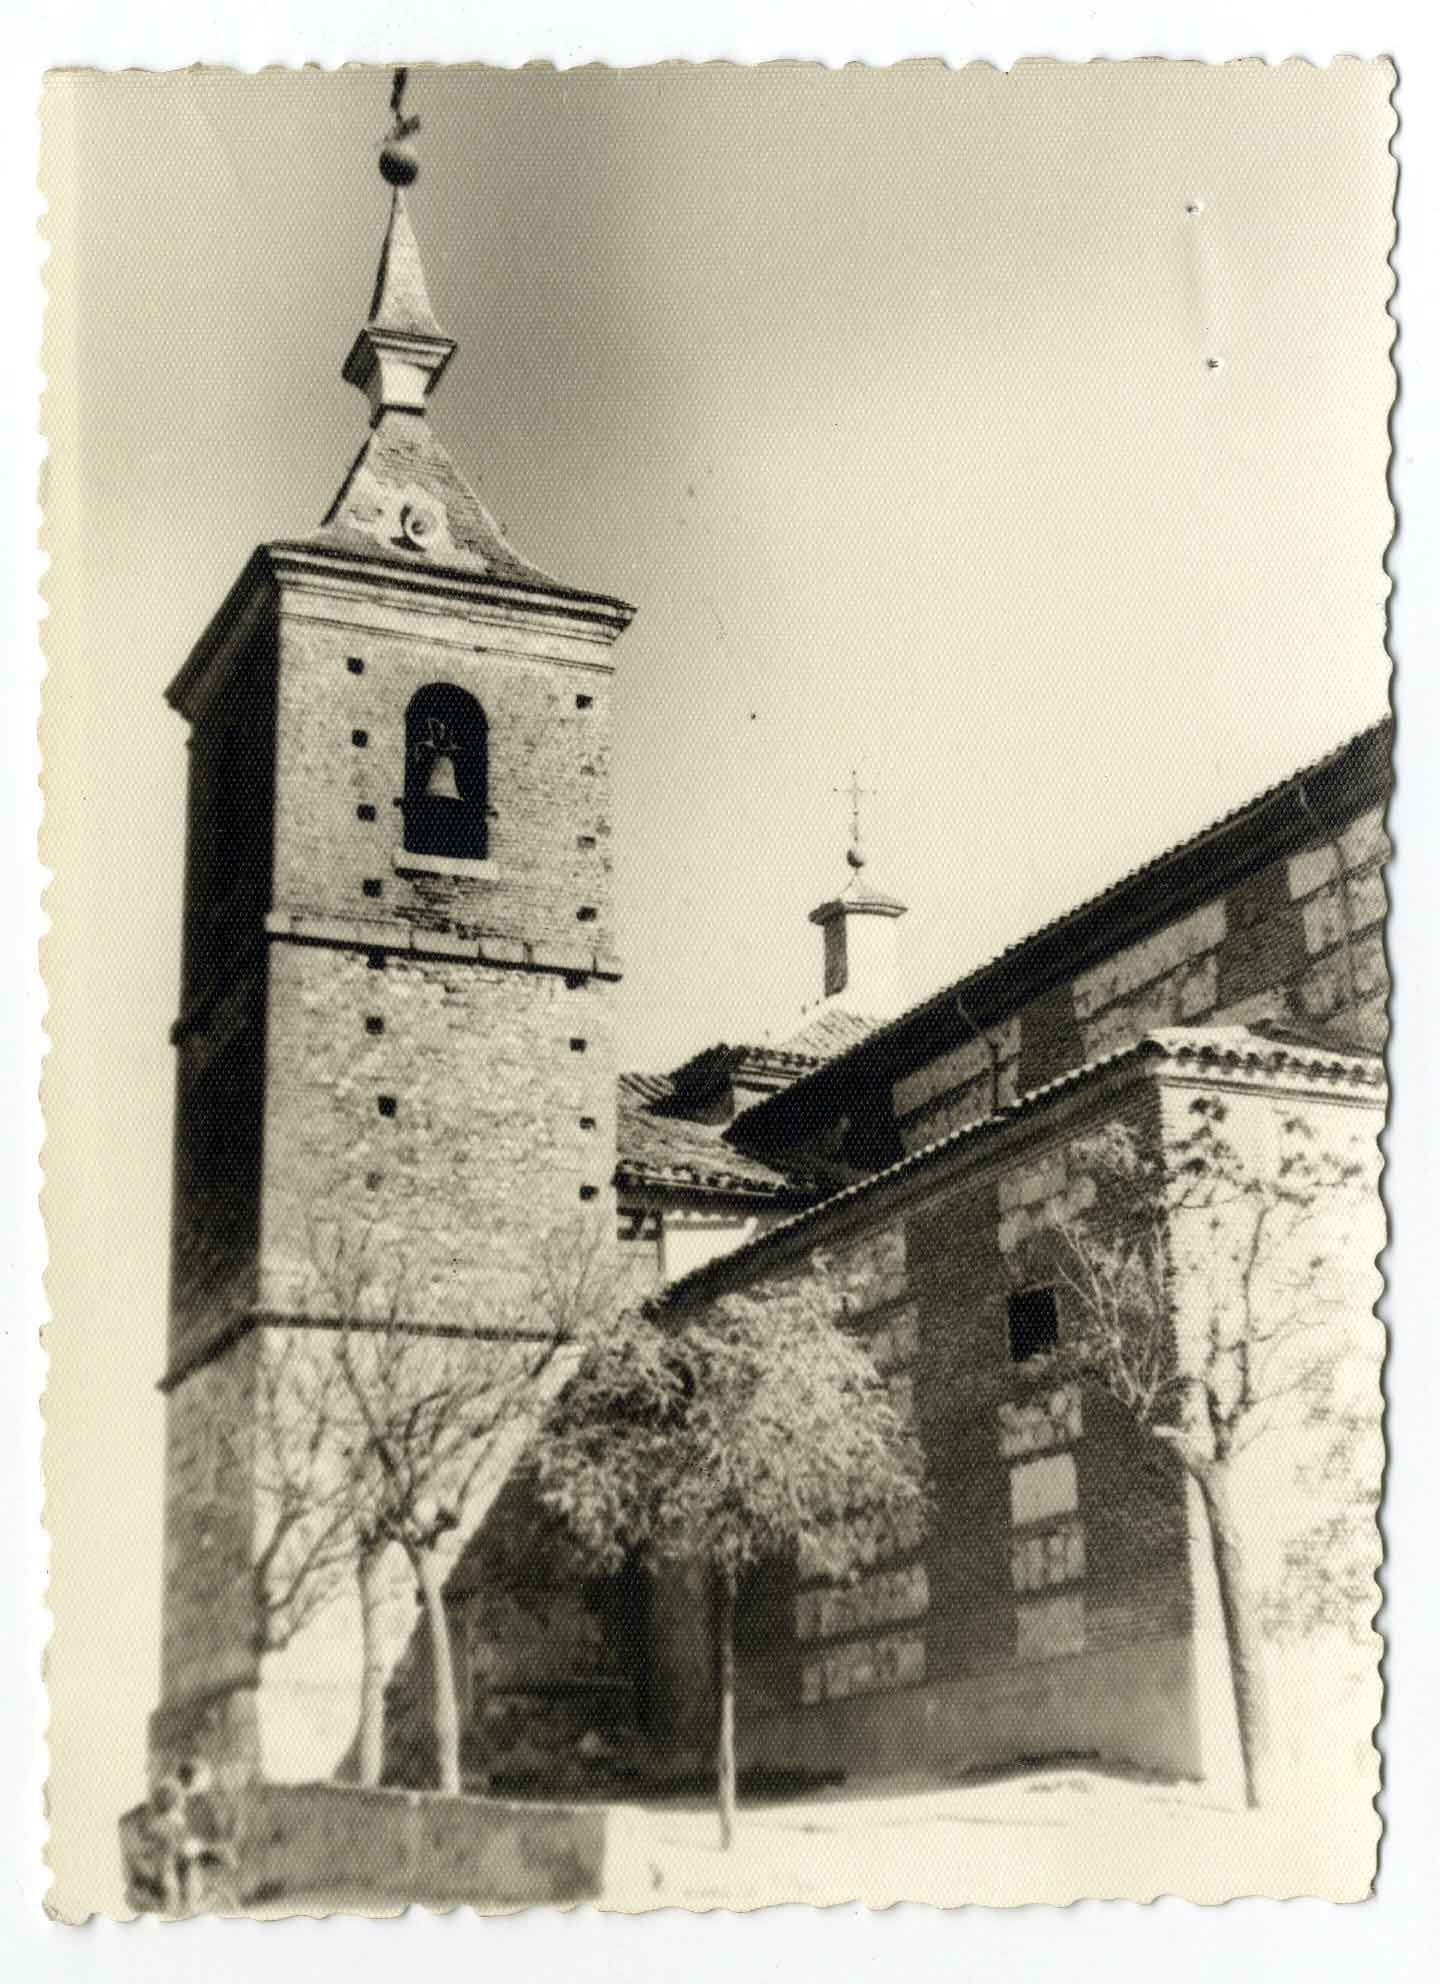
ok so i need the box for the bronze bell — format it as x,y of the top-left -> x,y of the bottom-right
424,751 -> 461,802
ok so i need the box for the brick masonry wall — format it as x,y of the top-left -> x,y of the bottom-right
160,561 -> 628,1758
271,595 -> 617,966
257,939 -> 616,1326
888,803 -> 1390,1156
690,1068 -> 1204,1785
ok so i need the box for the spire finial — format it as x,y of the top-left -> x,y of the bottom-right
380,66 -> 421,186
342,69 -> 456,419
834,769 -> 875,872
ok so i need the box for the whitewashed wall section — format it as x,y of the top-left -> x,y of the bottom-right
798,1228 -> 928,1706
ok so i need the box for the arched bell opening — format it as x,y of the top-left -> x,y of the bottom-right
402,683 -> 488,860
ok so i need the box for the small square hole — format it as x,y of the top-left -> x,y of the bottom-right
577,834 -> 596,850
576,694 -> 594,710
563,972 -> 586,991
579,1116 -> 596,1131
576,906 -> 597,923
347,657 -> 365,675
377,1095 -> 397,1118
1008,1287 -> 1059,1363
365,1016 -> 384,1036
579,1185 -> 599,1202
362,879 -> 382,898
366,951 -> 386,971
357,804 -> 377,823
569,1038 -> 587,1053
365,1170 -> 383,1190
352,729 -> 369,748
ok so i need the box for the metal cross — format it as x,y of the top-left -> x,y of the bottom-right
832,769 -> 875,858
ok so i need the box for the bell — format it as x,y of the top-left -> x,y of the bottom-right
424,751 -> 461,802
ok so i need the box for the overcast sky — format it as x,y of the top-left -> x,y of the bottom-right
41,59 -> 1395,1907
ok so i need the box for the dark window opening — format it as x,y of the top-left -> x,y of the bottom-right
402,682 -> 489,861
577,906 -> 597,923
362,878 -> 383,898
576,694 -> 594,710
577,834 -> 596,850
347,657 -> 365,675
579,1116 -> 596,1131
357,804 -> 377,822
1008,1287 -> 1059,1363
569,1037 -> 587,1053
579,1185 -> 599,1202
377,1095 -> 397,1118
352,729 -> 369,748
365,1017 -> 384,1036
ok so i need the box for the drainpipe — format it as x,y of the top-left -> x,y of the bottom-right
1296,782 -> 1358,1016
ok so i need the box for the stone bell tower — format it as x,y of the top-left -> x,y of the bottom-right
153,85 -> 635,1778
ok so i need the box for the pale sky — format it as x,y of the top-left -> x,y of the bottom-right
40,59 -> 1395,1910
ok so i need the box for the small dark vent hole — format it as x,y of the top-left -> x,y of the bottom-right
347,657 -> 365,675
576,694 -> 594,710
352,729 -> 369,748
579,1116 -> 596,1132
564,972 -> 585,991
576,906 -> 597,923
362,879 -> 383,899
579,1185 -> 599,1202
377,1095 -> 397,1119
569,1038 -> 587,1054
357,804 -> 377,823
366,951 -> 386,971
577,835 -> 596,850
365,1017 -> 384,1036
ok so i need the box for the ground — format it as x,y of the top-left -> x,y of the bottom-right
269,1766 -> 1378,1914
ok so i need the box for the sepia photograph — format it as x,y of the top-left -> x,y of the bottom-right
38,54 -> 1396,1921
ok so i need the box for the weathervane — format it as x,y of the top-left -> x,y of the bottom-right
833,769 -> 876,872
379,66 -> 422,186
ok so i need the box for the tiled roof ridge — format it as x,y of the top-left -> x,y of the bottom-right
660,1023 -> 1385,1306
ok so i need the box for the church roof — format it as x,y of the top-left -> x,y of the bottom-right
615,1072 -> 814,1200
316,410 -> 567,590
730,717 -> 1393,1148
775,1008 -> 882,1061
661,1022 -> 1386,1305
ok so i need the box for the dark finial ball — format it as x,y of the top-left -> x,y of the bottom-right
380,138 -> 420,186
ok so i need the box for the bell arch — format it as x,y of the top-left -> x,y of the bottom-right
402,683 -> 489,860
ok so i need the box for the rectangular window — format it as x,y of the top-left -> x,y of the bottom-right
357,804 -> 377,822
1008,1286 -> 1059,1362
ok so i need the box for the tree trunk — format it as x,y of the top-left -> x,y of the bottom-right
716,1567 -> 738,1851
1196,1463 -> 1277,1810
356,1545 -> 388,1789
413,1544 -> 463,1797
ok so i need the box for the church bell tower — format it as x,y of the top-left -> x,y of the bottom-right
154,82 -> 635,1778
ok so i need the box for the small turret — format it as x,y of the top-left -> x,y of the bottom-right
807,773 -> 907,1020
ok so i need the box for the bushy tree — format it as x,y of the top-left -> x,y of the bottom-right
1023,1096 -> 1376,1809
538,1268 -> 928,1846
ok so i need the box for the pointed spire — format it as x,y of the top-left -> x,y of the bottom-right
342,70 -> 456,421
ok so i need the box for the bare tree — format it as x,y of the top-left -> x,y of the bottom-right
229,1329 -> 356,1661
539,1267 -> 928,1847
308,1215 -> 620,1796
1022,1096 -> 1374,1809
